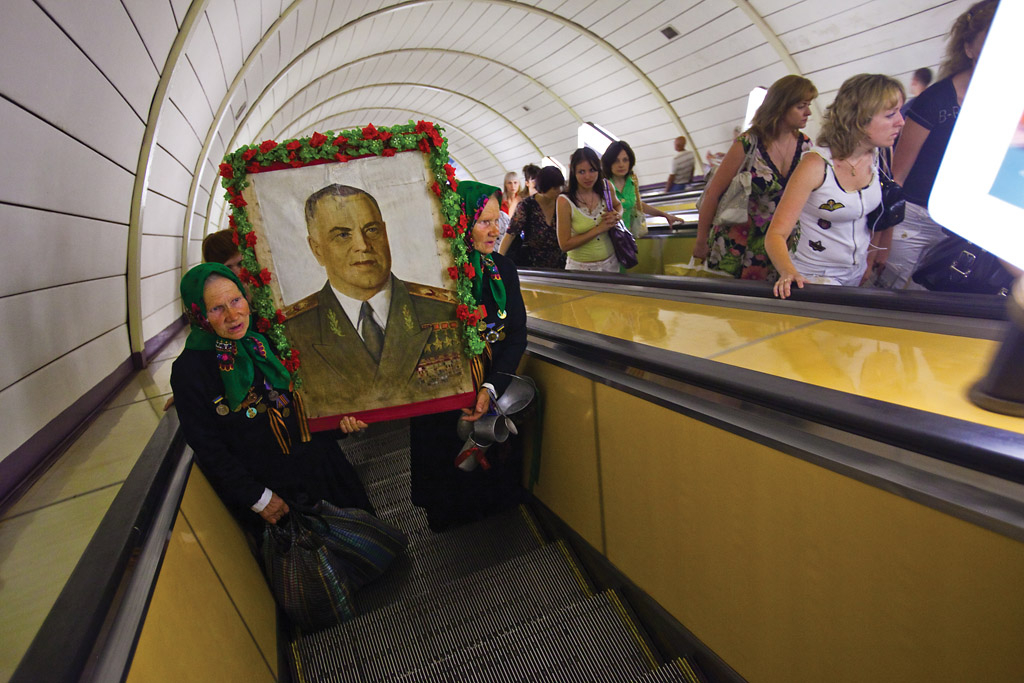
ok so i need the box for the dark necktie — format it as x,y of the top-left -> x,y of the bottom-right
359,301 -> 385,362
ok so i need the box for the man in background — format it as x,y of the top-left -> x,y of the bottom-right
665,136 -> 695,192
901,67 -> 933,118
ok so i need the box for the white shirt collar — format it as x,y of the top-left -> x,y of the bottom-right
329,278 -> 392,335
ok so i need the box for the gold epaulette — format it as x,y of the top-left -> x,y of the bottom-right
406,281 -> 458,304
281,291 -> 318,320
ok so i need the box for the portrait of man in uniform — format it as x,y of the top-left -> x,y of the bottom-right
284,184 -> 470,417
239,151 -> 475,423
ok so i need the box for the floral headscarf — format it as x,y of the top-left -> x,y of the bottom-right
456,181 -> 506,314
180,263 -> 291,410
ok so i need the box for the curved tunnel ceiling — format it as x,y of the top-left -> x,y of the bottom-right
187,0 -> 724,241
133,0 -> 959,353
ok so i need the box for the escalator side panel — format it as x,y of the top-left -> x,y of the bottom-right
522,353 -> 1024,683
521,360 -> 604,554
125,510 -> 275,683
126,466 -> 277,681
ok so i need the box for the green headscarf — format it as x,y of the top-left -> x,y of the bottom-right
180,262 -> 291,409
456,181 -> 507,315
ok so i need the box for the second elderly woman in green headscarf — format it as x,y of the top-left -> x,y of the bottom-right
408,180 -> 529,532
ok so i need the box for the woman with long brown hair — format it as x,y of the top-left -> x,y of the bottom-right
695,75 -> 818,280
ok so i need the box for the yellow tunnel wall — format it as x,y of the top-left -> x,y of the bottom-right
523,357 -> 1024,683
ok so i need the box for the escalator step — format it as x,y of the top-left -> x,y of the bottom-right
355,505 -> 546,613
295,541 -> 594,682
385,590 -> 657,683
337,420 -> 410,468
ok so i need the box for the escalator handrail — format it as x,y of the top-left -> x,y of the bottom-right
527,318 -> 1024,486
519,268 -> 1009,321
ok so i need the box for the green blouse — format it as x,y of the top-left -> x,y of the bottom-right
613,174 -> 643,237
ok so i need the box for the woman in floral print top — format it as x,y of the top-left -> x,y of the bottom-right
695,75 -> 818,280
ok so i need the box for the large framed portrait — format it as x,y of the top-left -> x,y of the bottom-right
218,123 -> 487,429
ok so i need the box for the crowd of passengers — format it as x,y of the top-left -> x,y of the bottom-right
496,0 -> 1015,297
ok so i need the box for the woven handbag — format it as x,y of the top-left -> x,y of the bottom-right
262,512 -> 355,632
304,500 -> 407,589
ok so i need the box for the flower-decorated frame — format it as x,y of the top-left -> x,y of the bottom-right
218,121 -> 487,379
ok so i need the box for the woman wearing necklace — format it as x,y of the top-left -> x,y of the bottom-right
409,181 -> 529,531
766,74 -> 906,298
556,147 -> 623,272
602,140 -> 685,239
696,75 -> 817,280
500,165 -> 567,268
170,263 -> 375,539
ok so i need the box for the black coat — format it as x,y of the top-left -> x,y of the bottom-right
170,349 -> 371,524
476,251 -> 528,395
408,251 -> 528,529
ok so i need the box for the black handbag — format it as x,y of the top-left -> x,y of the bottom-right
866,148 -> 905,232
503,229 -> 528,266
602,180 -> 638,269
911,234 -> 1014,295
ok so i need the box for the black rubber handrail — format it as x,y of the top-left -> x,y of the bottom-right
519,268 -> 1009,321
528,318 -> 1024,485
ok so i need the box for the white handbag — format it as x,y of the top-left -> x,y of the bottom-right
696,136 -> 757,227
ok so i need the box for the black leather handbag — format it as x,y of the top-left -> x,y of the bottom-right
911,234 -> 1014,295
867,148 -> 905,232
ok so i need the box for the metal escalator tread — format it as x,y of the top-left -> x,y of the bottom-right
338,420 -> 411,467
294,541 -> 594,682
354,505 -> 546,613
386,590 -> 657,683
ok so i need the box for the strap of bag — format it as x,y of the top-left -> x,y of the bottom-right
602,179 -> 614,212
741,134 -> 758,173
877,146 -> 893,179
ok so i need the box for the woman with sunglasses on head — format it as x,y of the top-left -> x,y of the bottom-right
556,147 -> 623,272
696,75 -> 818,280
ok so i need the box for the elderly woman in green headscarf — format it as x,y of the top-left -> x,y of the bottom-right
409,181 -> 529,532
170,262 -> 373,536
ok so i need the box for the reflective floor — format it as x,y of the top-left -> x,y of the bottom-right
521,284 -> 1023,434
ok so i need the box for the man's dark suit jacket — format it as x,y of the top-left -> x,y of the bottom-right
284,275 -> 473,417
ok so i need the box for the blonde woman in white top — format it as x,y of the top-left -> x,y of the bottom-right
766,74 -> 905,298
